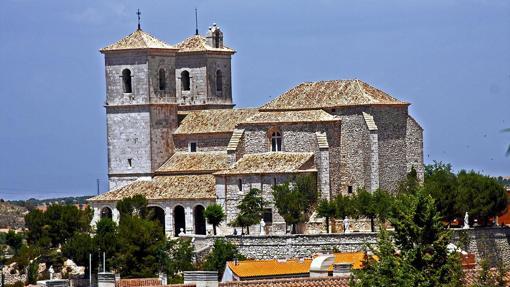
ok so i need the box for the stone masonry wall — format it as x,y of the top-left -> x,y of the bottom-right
406,115 -> 424,181
173,133 -> 232,152
206,56 -> 233,105
175,54 -> 208,105
150,105 -> 178,171
105,52 -> 149,106
191,228 -> 510,265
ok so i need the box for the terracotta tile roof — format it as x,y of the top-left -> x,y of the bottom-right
215,153 -> 315,175
260,80 -> 408,111
100,29 -> 177,52
88,175 -> 216,202
226,252 -> 367,280
156,152 -> 229,174
219,277 -> 349,287
174,109 -> 258,135
241,110 -> 339,125
175,35 -> 235,54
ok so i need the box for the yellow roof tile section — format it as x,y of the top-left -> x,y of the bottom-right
88,175 -> 216,202
174,109 -> 257,135
241,110 -> 339,124
227,252 -> 368,279
215,152 -> 315,175
175,35 -> 235,53
261,79 -> 408,111
100,29 -> 176,52
156,152 -> 229,174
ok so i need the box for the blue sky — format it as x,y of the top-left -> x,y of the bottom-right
0,0 -> 509,200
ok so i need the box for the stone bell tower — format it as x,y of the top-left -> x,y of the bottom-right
100,27 -> 179,190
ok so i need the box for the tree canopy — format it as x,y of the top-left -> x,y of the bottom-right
204,204 -> 225,235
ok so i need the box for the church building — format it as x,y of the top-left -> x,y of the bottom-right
88,22 -> 424,237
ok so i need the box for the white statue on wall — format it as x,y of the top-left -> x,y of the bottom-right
259,219 -> 266,236
343,216 -> 350,233
179,228 -> 185,236
463,212 -> 470,229
49,265 -> 54,280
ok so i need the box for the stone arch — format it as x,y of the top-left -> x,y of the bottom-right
174,205 -> 186,236
100,206 -> 113,219
181,71 -> 190,91
148,205 -> 165,228
122,69 -> 132,93
194,205 -> 206,235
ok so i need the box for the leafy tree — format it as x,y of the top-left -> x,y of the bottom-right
61,232 -> 96,273
353,189 -> 378,232
424,162 -> 459,224
5,230 -> 23,255
397,166 -> 420,195
116,195 -> 149,220
94,218 -> 118,263
334,193 -> 355,220
316,199 -> 336,233
202,239 -> 245,280
25,205 -> 90,248
456,170 -> 507,226
113,215 -> 167,278
232,188 -> 265,235
204,204 -> 225,235
373,189 -> 393,226
161,238 -> 195,284
352,189 -> 463,287
272,175 -> 318,234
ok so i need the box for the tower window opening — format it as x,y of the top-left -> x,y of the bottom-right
189,142 -> 197,152
214,30 -> 221,48
181,71 -> 190,91
122,69 -> 132,93
159,69 -> 166,91
127,158 -> 133,168
216,70 -> 223,91
238,179 -> 243,191
347,185 -> 353,194
271,131 -> 282,152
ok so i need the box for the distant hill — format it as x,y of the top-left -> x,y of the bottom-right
7,195 -> 93,211
0,201 -> 28,229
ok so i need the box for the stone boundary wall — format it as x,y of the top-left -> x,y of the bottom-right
190,228 -> 510,265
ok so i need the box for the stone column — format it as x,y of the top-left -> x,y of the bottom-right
112,208 -> 120,224
164,206 -> 173,237
185,206 -> 194,234
368,132 -> 379,192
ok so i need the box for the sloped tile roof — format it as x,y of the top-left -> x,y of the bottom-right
225,252 -> 367,280
241,110 -> 339,125
175,35 -> 235,53
88,175 -> 216,202
100,29 -> 177,52
219,277 -> 349,287
174,109 -> 258,135
260,80 -> 408,111
214,153 -> 315,175
156,152 -> 229,174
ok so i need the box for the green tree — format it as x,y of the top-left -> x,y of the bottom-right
334,193 -> 355,220
114,215 -> 167,278
424,162 -> 459,224
5,230 -> 23,255
397,166 -> 420,195
316,199 -> 336,233
161,238 -> 195,284
232,188 -> 265,235
116,194 -> 149,219
61,232 -> 96,273
456,170 -> 507,226
204,204 -> 225,235
353,189 -> 378,232
202,239 -> 245,280
352,189 -> 463,287
94,218 -> 118,269
272,175 -> 318,234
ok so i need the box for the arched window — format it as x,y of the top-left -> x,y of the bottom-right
159,69 -> 166,91
271,131 -> 282,152
181,71 -> 190,91
216,70 -> 223,92
122,69 -> 132,93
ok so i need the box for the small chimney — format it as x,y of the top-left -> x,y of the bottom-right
332,263 -> 353,277
183,271 -> 218,287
